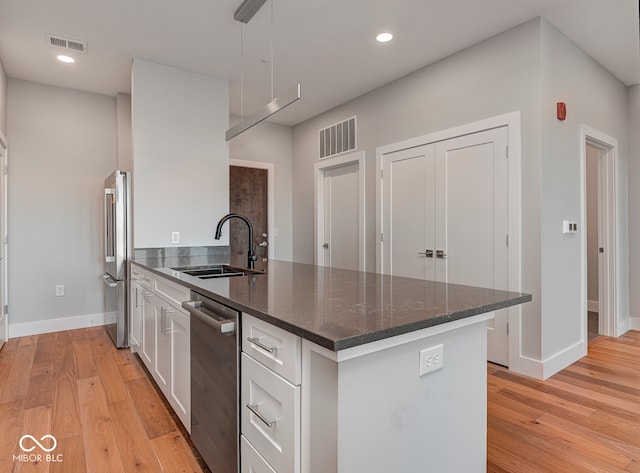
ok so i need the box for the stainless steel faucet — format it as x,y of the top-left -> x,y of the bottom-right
214,213 -> 258,270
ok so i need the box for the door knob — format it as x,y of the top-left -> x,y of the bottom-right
436,250 -> 447,259
322,243 -> 329,249
258,241 -> 268,247
262,233 -> 268,238
418,250 -> 434,258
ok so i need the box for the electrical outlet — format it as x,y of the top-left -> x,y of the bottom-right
55,285 -> 65,297
171,232 -> 180,244
419,344 -> 444,376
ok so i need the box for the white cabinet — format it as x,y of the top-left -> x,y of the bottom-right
129,263 -> 191,432
241,314 -> 301,473
129,279 -> 144,353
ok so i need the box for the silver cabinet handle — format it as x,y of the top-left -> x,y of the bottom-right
246,403 -> 276,428
418,250 -> 434,258
161,307 -> 175,335
436,250 -> 447,259
247,336 -> 276,354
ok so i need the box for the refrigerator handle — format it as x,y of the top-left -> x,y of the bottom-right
104,188 -> 116,263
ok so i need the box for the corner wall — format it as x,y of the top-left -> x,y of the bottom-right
7,79 -> 117,328
229,116 -> 293,261
292,19 -> 544,361
132,58 -> 229,248
0,57 -> 7,136
628,84 -> 640,327
539,20 -> 630,370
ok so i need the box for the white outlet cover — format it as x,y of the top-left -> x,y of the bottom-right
419,344 -> 444,376
171,231 -> 180,243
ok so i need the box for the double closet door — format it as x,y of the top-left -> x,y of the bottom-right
382,126 -> 510,366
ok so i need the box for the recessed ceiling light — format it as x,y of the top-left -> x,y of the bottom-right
57,55 -> 75,64
376,32 -> 393,43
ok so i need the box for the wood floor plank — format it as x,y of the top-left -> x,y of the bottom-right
488,330 -> 640,472
109,399 -> 164,472
51,342 -> 81,440
151,431 -> 205,473
24,371 -> 54,410
50,434 -> 86,473
93,346 -> 130,405
77,376 -> 126,473
118,359 -> 147,382
126,377 -> 177,440
0,400 -> 25,473
72,338 -> 98,380
15,405 -> 53,473
1,340 -> 37,403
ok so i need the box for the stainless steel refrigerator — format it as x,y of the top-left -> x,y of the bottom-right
102,170 -> 131,348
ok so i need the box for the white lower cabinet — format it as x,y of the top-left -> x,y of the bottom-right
241,314 -> 302,473
241,435 -> 277,473
129,280 -> 144,353
129,264 -> 191,432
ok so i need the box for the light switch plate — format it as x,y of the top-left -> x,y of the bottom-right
563,220 -> 578,234
171,232 -> 180,244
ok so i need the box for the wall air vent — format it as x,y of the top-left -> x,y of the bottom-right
46,34 -> 88,53
319,116 -> 357,159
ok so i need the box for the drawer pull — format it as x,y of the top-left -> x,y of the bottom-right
247,336 -> 276,354
247,403 -> 276,428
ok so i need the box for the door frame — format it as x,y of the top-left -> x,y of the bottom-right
376,111 -> 522,368
580,125 -> 618,344
229,159 -> 275,260
0,128 -> 7,344
314,151 -> 366,271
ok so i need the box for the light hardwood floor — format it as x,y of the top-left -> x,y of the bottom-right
0,327 -> 206,473
488,331 -> 640,472
2,327 -> 640,472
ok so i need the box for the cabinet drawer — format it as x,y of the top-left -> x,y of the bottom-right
241,353 -> 300,473
154,275 -> 190,309
131,264 -> 152,289
242,314 -> 301,385
241,435 -> 276,473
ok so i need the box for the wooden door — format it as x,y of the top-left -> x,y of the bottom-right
230,166 -> 268,269
322,163 -> 360,271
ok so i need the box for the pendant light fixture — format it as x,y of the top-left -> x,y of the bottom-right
225,0 -> 301,141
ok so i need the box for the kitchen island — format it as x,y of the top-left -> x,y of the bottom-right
133,256 -> 531,473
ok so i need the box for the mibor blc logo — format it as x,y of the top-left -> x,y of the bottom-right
13,434 -> 63,464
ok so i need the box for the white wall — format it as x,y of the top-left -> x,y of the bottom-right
0,57 -> 7,136
229,116 -> 293,261
7,79 -> 117,326
628,84 -> 640,326
292,18 -> 544,360
290,17 -> 632,377
539,20 -> 629,364
132,58 -> 229,248
116,92 -> 132,172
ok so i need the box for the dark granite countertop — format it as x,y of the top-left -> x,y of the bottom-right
133,259 -> 531,351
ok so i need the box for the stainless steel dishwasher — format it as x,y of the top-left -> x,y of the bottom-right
182,292 -> 239,473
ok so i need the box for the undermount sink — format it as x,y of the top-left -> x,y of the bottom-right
172,264 -> 265,279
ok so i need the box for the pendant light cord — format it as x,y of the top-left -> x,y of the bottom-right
270,0 -> 274,102
240,22 -> 245,121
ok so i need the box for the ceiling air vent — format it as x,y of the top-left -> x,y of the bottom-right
46,34 -> 88,53
319,116 -> 356,159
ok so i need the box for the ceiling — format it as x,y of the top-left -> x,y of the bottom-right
0,0 -> 638,126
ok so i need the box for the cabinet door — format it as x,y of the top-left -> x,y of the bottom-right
129,282 -> 144,353
141,291 -> 156,370
155,304 -> 172,393
169,309 -> 190,431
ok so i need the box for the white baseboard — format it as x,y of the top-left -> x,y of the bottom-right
511,340 -> 585,380
587,300 -> 599,313
629,317 -> 640,331
9,312 -> 116,338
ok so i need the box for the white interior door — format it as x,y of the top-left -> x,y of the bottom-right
382,145 -> 435,279
382,126 -> 509,366
435,127 -> 509,366
0,138 -> 6,348
322,163 -> 360,271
